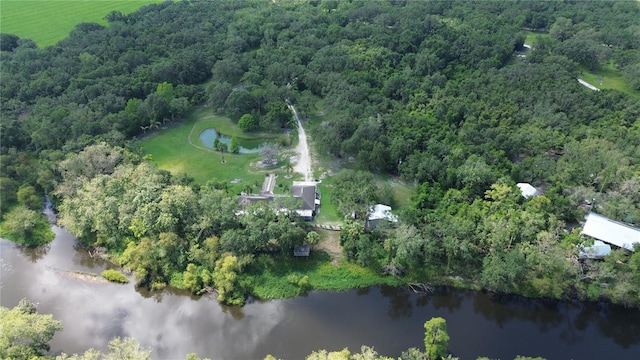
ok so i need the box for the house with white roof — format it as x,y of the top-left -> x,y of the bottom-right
581,212 -> 640,252
366,204 -> 398,229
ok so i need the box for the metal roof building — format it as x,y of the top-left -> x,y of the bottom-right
581,212 -> 640,251
578,240 -> 612,259
516,183 -> 539,198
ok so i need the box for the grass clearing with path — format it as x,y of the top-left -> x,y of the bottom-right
578,62 -> 640,97
140,106 -> 290,193
0,0 -> 163,47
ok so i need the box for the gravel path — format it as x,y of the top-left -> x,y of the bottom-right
288,104 -> 313,181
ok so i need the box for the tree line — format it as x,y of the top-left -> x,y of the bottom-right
1,0 -> 639,306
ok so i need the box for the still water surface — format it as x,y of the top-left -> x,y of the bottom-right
199,128 -> 263,154
1,227 -> 640,359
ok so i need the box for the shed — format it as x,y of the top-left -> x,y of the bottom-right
582,212 -> 640,251
293,245 -> 310,257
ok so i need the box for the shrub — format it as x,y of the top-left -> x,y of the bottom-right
101,269 -> 129,284
0,205 -> 54,247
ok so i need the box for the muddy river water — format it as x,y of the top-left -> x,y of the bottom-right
1,226 -> 639,359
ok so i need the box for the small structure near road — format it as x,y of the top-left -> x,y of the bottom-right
581,212 -> 640,252
293,245 -> 310,257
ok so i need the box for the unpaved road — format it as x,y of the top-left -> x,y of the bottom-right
288,104 -> 313,181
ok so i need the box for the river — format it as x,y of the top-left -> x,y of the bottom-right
1,228 -> 640,359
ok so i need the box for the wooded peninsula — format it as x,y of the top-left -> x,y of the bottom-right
1,0 -> 639,311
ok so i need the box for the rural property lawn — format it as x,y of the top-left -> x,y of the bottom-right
140,106 -> 292,194
0,0 -> 163,47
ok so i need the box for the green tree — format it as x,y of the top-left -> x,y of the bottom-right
263,101 -> 292,129
216,141 -> 228,164
17,185 -> 42,210
230,136 -> 240,154
238,113 -> 257,132
213,253 -> 245,306
549,17 -> 574,42
0,177 -> 19,213
169,97 -> 191,121
155,81 -> 175,102
183,263 -> 202,294
0,205 -> 54,246
56,337 -> 151,360
0,299 -> 63,359
424,317 -> 450,360
306,231 -> 320,247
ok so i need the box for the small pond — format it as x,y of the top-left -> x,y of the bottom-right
199,128 -> 263,154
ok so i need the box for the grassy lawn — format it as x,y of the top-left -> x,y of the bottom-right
315,176 -> 342,223
140,106 -> 293,193
523,30 -> 549,46
578,61 -> 640,97
0,0 -> 163,47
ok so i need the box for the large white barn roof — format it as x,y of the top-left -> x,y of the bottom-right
582,213 -> 640,251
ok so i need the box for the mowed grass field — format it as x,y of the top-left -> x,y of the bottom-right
578,62 -> 640,97
0,0 -> 163,47
140,106 -> 297,195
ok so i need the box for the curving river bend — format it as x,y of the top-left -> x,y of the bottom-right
1,227 -> 639,359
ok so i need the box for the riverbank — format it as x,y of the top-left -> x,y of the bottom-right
2,233 -> 640,360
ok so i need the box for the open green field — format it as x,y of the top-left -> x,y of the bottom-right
523,30 -> 549,46
579,61 -> 640,97
140,106 -> 294,194
0,0 -> 163,47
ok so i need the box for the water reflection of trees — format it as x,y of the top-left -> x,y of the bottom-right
574,302 -> 640,348
472,291 -> 564,330
221,304 -> 245,320
17,243 -> 50,262
72,243 -> 106,268
379,285 -> 412,319
421,287 -> 465,312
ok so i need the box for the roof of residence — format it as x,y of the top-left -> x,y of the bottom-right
261,174 -> 277,195
516,183 -> 539,198
368,204 -> 398,222
578,240 -> 612,259
291,181 -> 317,211
582,212 -> 640,251
238,193 -> 274,206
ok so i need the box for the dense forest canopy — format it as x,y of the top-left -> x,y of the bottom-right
1,0 -> 639,306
